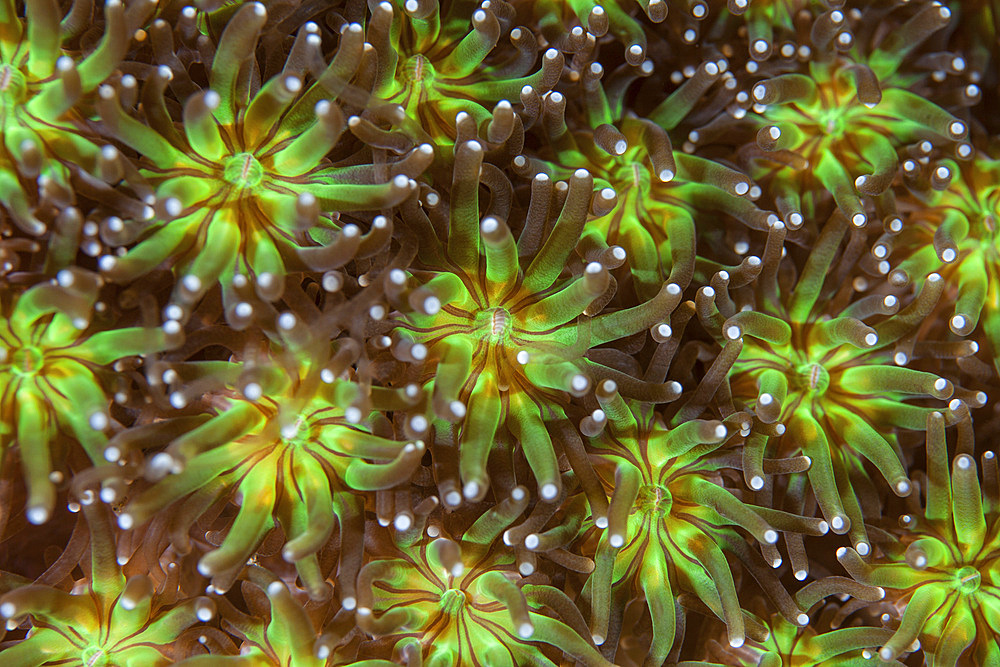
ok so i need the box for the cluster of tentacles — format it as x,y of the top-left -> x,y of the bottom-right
1,1 -> 999,666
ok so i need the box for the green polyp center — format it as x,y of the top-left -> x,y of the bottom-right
981,210 -> 998,241
632,162 -> 647,191
816,107 -> 847,139
637,484 -> 673,518
607,159 -> 645,192
222,152 -> 264,188
810,75 -> 852,139
439,588 -> 467,615
0,64 -> 27,104
279,415 -> 310,447
793,362 -> 830,395
955,566 -> 981,594
475,307 -> 513,345
81,646 -> 110,667
9,346 -> 43,377
402,54 -> 435,86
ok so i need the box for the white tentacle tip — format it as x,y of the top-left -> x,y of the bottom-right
26,506 -> 49,525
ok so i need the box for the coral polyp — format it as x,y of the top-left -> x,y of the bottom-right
884,152 -> 1000,363
838,412 -> 1000,665
0,503 -> 214,666
0,269 -> 177,525
115,320 -> 421,601
733,3 -> 969,225
94,5 -> 415,318
355,496 -> 613,667
0,0 -> 151,237
394,145 -> 681,504
532,60 -> 774,298
366,0 -> 560,147
581,375 -> 825,661
696,212 -> 973,554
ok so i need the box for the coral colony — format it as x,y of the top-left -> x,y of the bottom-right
4,1 -> 1000,666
